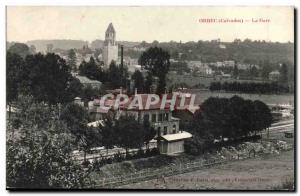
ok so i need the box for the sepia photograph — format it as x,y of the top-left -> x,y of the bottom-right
5,6 -> 295,191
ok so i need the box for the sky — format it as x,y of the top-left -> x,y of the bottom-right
6,6 -> 294,43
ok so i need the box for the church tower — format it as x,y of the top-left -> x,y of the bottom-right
103,23 -> 118,69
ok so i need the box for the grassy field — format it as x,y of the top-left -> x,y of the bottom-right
167,73 -> 269,88
119,149 -> 294,190
118,125 -> 295,190
189,90 -> 294,106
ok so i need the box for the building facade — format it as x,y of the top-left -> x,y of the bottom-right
89,93 -> 193,155
102,23 -> 118,69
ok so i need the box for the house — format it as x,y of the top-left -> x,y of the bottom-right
269,70 -> 280,81
75,75 -> 102,89
89,93 -> 194,155
120,94 -> 193,155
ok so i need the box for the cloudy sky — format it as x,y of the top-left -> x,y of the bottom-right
6,6 -> 294,43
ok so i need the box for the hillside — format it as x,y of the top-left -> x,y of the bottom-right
26,39 -> 89,52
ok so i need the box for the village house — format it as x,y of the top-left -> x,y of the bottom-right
88,92 -> 194,155
269,70 -> 280,81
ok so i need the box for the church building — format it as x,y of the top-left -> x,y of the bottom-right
102,23 -> 119,69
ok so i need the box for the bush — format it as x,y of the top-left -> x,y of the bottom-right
150,148 -> 160,156
92,158 -> 105,171
273,178 -> 294,190
82,160 -> 90,167
105,158 -> 113,164
145,148 -> 151,156
136,148 -> 145,158
113,151 -> 125,162
125,152 -> 133,160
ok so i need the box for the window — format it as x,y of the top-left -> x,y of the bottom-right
158,113 -> 163,122
151,114 -> 156,123
164,113 -> 169,121
163,126 -> 168,135
172,125 -> 176,134
144,114 -> 149,121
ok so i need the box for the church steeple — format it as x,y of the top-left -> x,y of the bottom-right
105,23 -> 116,46
103,23 -> 118,68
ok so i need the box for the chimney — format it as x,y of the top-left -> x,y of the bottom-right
121,45 -> 124,68
120,45 -> 124,87
135,88 -> 137,95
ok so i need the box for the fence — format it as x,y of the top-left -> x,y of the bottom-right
93,158 -> 227,188
92,148 -> 291,188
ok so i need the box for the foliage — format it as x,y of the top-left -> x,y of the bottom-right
67,49 -> 77,72
139,47 -> 170,94
60,103 -> 97,162
66,77 -> 83,102
99,117 -> 116,153
7,52 -> 24,104
107,61 -> 129,89
170,61 -> 190,74
7,43 -> 31,59
114,115 -> 145,153
6,95 -> 93,189
131,70 -> 145,93
79,57 -> 101,80
81,85 -> 99,103
187,96 -> 273,154
7,52 -> 77,105
273,178 -> 295,190
143,119 -> 156,149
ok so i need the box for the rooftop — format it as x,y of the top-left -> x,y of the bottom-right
75,75 -> 102,84
160,131 -> 192,142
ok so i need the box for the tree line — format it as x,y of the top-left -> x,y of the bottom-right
185,96 -> 273,155
7,51 -> 83,107
7,96 -> 93,189
59,103 -> 157,164
209,81 -> 290,94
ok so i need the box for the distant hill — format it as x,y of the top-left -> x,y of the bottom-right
90,39 -> 140,49
26,40 -> 89,52
26,39 -> 141,52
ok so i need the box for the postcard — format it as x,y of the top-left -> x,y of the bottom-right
6,6 -> 295,191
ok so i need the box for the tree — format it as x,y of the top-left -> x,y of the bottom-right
249,66 -> 259,78
81,85 -> 99,104
7,52 -> 23,107
79,57 -> 99,80
60,103 -> 94,163
99,117 -> 116,154
233,61 -> 238,79
143,119 -> 156,149
7,95 -> 93,188
144,72 -> 153,93
7,43 -> 31,59
252,100 -> 273,134
18,53 -> 74,105
114,115 -> 145,154
67,49 -> 77,72
66,77 -> 83,102
139,47 -> 170,94
191,96 -> 272,144
131,70 -> 144,93
107,61 -> 128,89
261,60 -> 272,79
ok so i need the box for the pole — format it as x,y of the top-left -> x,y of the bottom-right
120,45 -> 124,87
